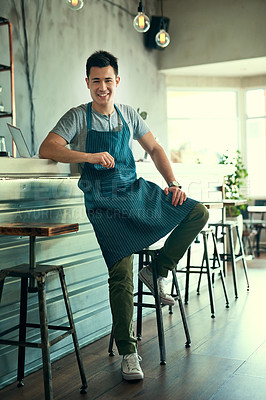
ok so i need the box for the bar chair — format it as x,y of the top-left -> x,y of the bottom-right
209,200 -> 250,299
201,185 -> 250,299
108,240 -> 191,365
242,224 -> 257,259
0,223 -> 87,400
175,226 -> 230,318
246,201 -> 266,257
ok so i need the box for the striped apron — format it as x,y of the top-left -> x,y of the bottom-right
78,102 -> 198,268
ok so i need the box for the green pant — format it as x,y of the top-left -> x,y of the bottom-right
108,203 -> 209,355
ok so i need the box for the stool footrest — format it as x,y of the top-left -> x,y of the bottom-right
0,339 -> 41,348
26,322 -> 73,332
209,221 -> 237,227
0,324 -> 74,348
133,290 -> 153,297
134,301 -> 157,309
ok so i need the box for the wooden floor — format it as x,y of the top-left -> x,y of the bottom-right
1,256 -> 266,400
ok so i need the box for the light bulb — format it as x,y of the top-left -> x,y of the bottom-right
155,29 -> 170,48
133,2 -> 150,33
66,0 -> 84,10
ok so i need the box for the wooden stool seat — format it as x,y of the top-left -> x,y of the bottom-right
0,223 -> 87,400
0,222 -> 79,236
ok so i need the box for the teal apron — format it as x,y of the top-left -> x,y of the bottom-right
78,102 -> 198,268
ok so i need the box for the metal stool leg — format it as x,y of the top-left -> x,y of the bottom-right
235,225 -> 250,291
184,247 -> 191,304
37,280 -> 53,400
255,226 -> 262,257
196,252 -> 206,295
202,232 -> 216,318
228,226 -> 238,298
152,259 -> 166,365
108,325 -> 115,356
171,270 -> 191,347
58,268 -> 88,394
212,232 -> 230,309
17,277 -> 28,387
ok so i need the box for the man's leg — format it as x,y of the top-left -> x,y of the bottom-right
108,255 -> 137,355
138,203 -> 209,304
108,255 -> 144,380
155,203 -> 209,277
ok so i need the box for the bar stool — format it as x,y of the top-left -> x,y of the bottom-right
0,223 -> 87,400
108,241 -> 191,365
209,220 -> 250,298
242,224 -> 257,259
175,227 -> 230,318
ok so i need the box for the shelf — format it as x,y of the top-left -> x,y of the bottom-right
0,64 -> 11,72
0,17 -> 15,155
0,111 -> 12,118
0,17 -> 8,24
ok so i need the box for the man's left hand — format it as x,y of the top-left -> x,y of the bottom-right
164,186 -> 187,207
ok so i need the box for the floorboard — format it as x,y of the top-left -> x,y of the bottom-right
1,256 -> 266,400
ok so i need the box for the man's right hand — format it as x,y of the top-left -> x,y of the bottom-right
39,133 -> 115,167
87,152 -> 115,169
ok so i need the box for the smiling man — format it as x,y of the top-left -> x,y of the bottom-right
86,65 -> 120,115
39,50 -> 209,382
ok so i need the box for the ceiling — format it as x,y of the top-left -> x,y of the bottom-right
160,56 -> 266,78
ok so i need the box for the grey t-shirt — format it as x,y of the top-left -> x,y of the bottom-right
51,103 -> 150,153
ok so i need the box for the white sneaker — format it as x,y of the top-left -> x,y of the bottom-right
138,266 -> 175,306
121,353 -> 144,381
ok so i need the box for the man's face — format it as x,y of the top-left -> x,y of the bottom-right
86,66 -> 120,113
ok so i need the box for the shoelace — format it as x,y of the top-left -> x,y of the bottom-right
124,354 -> 142,370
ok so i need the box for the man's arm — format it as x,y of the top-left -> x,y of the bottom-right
137,131 -> 187,206
39,132 -> 115,168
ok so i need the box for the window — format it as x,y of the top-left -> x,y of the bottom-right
245,89 -> 266,197
167,90 -> 239,164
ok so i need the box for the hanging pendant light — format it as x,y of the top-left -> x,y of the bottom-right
155,26 -> 170,48
133,1 -> 150,33
66,0 -> 84,11
155,0 -> 170,48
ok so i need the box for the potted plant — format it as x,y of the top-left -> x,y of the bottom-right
219,150 -> 248,217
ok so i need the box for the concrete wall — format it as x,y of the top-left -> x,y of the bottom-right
0,0 -> 168,159
160,0 -> 266,70
1,0 -> 266,158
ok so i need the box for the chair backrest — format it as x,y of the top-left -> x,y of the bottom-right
254,199 -> 266,220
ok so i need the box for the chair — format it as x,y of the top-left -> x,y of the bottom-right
175,226 -> 230,318
242,225 -> 257,258
108,241 -> 191,365
245,200 -> 266,257
209,203 -> 250,299
0,223 -> 87,400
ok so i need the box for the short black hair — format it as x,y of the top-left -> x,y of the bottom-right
86,50 -> 119,78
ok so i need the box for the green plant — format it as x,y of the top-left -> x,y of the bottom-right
137,108 -> 147,120
219,150 -> 248,217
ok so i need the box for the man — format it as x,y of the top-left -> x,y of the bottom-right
39,50 -> 209,381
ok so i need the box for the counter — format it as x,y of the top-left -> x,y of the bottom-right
0,158 -> 233,388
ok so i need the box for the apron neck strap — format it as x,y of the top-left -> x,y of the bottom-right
86,102 -> 92,130
86,102 -> 127,130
